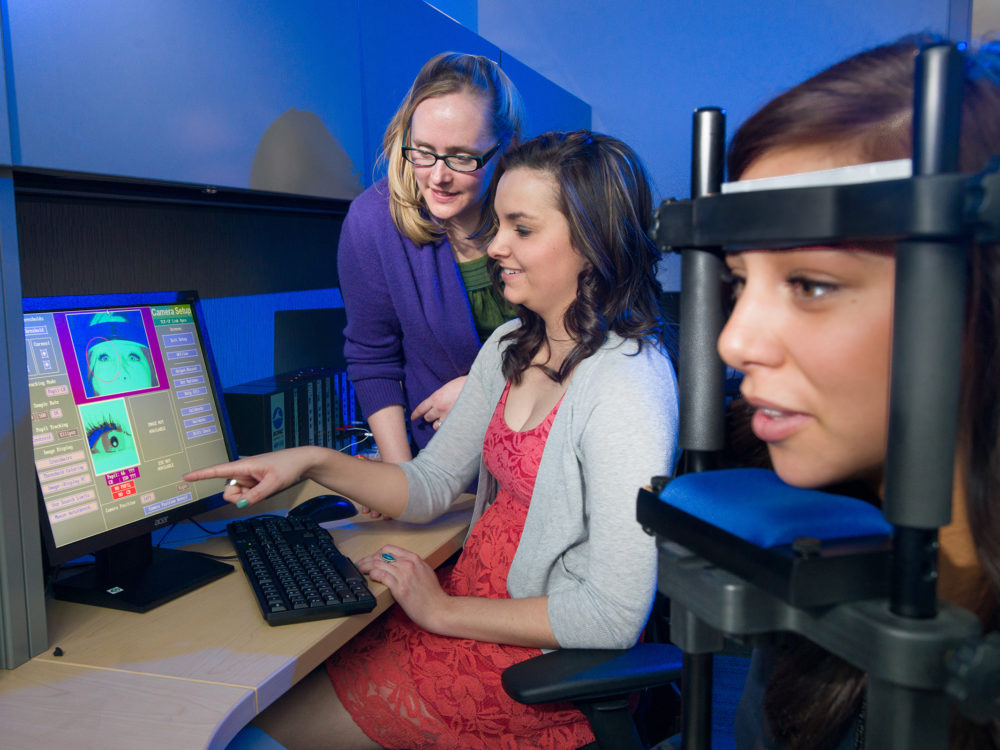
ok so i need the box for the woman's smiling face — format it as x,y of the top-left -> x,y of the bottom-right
408,91 -> 497,235
717,145 -> 896,489
487,167 -> 588,331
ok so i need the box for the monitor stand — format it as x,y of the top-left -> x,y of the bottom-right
52,532 -> 233,612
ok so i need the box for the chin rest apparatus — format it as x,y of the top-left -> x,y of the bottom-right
503,44 -> 1000,750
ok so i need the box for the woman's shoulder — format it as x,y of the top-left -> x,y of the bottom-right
345,179 -> 443,254
476,319 -> 522,360
491,318 -> 523,339
346,178 -> 391,217
339,179 -> 407,258
596,333 -> 675,373
574,336 -> 677,410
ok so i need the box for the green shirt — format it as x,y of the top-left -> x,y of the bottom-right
458,254 -> 517,343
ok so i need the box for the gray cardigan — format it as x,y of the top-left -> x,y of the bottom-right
399,321 -> 678,649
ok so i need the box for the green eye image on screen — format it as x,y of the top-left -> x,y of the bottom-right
81,399 -> 139,476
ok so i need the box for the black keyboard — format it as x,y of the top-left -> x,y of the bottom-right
226,515 -> 377,625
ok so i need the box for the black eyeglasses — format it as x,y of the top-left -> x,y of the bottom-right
401,140 -> 502,173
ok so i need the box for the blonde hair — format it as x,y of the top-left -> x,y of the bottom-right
378,52 -> 524,245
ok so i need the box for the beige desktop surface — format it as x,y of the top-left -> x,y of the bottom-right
0,483 -> 473,749
0,658 -> 255,750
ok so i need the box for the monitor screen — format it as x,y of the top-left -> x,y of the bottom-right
23,290 -> 237,611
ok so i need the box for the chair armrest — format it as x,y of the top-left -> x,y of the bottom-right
501,643 -> 683,705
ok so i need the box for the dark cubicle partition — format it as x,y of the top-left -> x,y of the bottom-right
14,170 -> 348,300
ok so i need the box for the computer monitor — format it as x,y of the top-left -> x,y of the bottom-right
22,290 -> 237,612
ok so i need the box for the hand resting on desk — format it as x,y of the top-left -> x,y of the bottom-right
357,543 -> 449,633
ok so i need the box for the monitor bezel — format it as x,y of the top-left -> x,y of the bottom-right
23,289 -> 237,568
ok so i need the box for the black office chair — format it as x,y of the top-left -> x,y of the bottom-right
501,641 -> 683,750
504,43 -> 1000,750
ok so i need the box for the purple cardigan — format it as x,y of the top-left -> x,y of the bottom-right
337,179 -> 483,450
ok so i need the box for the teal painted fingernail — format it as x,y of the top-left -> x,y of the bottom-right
237,498 -> 249,509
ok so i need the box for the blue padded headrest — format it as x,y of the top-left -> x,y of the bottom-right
659,468 -> 892,548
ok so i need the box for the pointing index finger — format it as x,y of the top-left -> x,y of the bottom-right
183,463 -> 239,482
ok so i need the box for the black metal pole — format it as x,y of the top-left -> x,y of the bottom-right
678,106 -> 726,750
884,43 -> 965,619
680,653 -> 714,750
873,41 -> 967,750
678,107 -> 726,467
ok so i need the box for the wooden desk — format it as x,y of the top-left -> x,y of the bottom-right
0,485 -> 472,750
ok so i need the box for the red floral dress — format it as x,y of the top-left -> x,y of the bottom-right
327,382 -> 594,749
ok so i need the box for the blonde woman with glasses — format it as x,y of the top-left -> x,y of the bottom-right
338,53 -> 524,464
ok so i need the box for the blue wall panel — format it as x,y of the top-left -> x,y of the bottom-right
358,0 -> 499,184
6,0 -> 366,198
501,53 -> 590,138
425,0 -> 478,31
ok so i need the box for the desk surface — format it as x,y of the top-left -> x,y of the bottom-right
0,483 -> 472,750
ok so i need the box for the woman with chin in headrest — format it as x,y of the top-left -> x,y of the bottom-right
716,35 -> 1000,750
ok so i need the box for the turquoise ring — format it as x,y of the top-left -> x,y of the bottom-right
380,552 -> 396,563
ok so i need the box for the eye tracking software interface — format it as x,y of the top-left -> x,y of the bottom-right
24,301 -> 231,551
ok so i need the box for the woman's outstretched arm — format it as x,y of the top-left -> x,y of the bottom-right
183,445 -> 410,518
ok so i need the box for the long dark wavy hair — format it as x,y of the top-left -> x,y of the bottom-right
484,130 -> 672,384
727,34 -> 1000,750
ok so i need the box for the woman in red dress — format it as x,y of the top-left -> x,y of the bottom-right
185,131 -> 678,748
